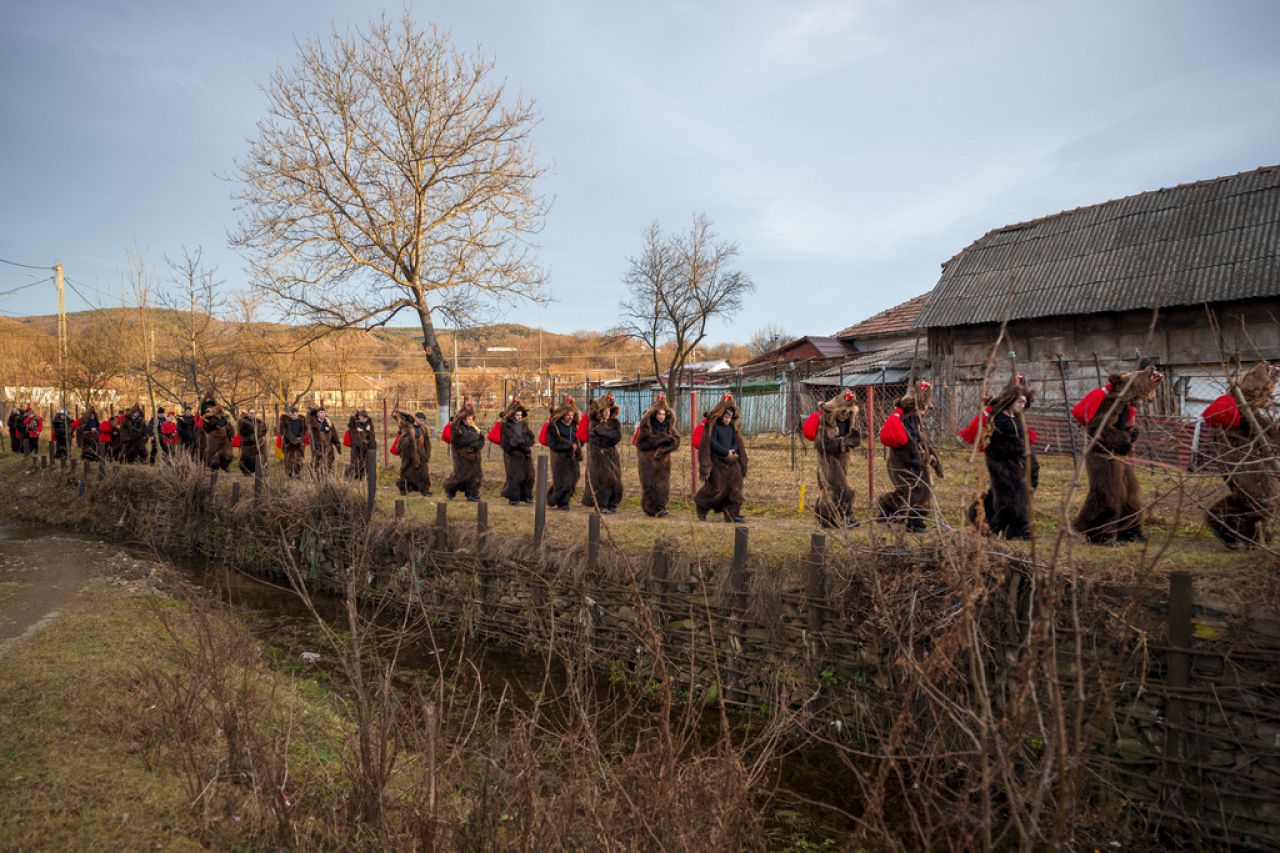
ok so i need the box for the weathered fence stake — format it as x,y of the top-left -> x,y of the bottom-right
69,457 -> 77,474
434,502 -> 448,550
731,526 -> 749,608
649,540 -> 669,597
229,481 -> 240,508
395,499 -> 405,519
586,511 -> 600,572
98,457 -> 105,481
254,465 -> 262,502
476,501 -> 489,557
209,470 -> 219,498
805,533 -> 827,637
690,390 -> 699,497
366,448 -> 377,516
1165,571 -> 1193,769
534,455 -> 548,548
40,455 -> 48,469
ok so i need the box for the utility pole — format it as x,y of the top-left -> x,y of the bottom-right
54,263 -> 67,410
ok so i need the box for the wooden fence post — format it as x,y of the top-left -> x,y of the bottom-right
230,481 -> 240,508
805,533 -> 827,637
366,448 -> 377,516
209,470 -> 219,499
649,540 -> 669,598
865,385 -> 876,505
1165,572 -> 1193,768
434,502 -> 448,551
98,456 -> 105,481
254,465 -> 263,503
731,526 -> 749,610
476,501 -> 489,557
395,499 -> 405,519
534,455 -> 548,548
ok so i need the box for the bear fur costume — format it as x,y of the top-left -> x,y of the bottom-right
1204,362 -> 1280,548
202,405 -> 235,471
307,408 -> 342,475
77,407 -> 102,462
582,393 -> 624,512
695,393 -> 749,522
875,381 -> 943,532
443,401 -> 484,500
969,374 -> 1040,540
546,396 -> 582,509
635,394 -> 681,517
345,410 -> 377,480
1072,365 -> 1162,544
813,389 -> 862,529
393,412 -> 432,496
499,398 -> 536,504
237,412 -> 267,475
117,405 -> 150,463
278,410 -> 307,478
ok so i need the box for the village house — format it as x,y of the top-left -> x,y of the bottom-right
801,293 -> 929,407
914,164 -> 1280,424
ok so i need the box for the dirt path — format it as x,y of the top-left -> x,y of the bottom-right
0,522 -> 98,659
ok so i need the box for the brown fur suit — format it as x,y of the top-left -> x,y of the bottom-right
444,402 -> 484,500
202,406 -> 235,471
499,399 -> 536,504
695,393 -> 749,522
546,397 -> 581,509
813,390 -> 861,528
345,410 -> 377,480
394,413 -> 432,496
1072,366 -> 1162,544
307,409 -> 342,475
636,394 -> 680,517
1204,362 -> 1280,548
117,405 -> 149,463
582,393 -> 624,512
237,413 -> 267,475
875,381 -> 942,532
279,411 -> 307,478
971,374 -> 1040,540
77,408 -> 101,462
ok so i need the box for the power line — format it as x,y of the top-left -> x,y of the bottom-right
0,277 -> 52,298
0,257 -> 52,271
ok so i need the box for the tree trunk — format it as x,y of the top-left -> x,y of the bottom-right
415,304 -> 451,427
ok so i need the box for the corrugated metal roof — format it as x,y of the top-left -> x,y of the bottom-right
916,165 -> 1280,328
802,339 -> 922,386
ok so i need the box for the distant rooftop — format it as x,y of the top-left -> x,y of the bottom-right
835,294 -> 929,340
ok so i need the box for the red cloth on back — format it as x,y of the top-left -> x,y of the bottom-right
576,414 -> 590,443
878,409 -> 908,448
440,422 -> 452,444
538,422 -> 549,446
691,421 -> 705,449
487,421 -> 503,444
801,410 -> 820,442
1202,394 -> 1242,430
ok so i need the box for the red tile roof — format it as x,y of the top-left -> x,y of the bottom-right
835,294 -> 929,340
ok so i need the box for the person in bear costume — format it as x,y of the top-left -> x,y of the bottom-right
76,406 -> 101,462
1202,362 -> 1280,548
444,401 -> 484,501
237,407 -> 268,475
345,408 -> 377,480
307,407 -> 342,475
117,404 -> 149,463
5,406 -> 20,454
546,396 -> 582,510
876,380 -> 942,532
969,373 -> 1040,540
202,404 -> 235,471
813,389 -> 862,529
498,397 -> 535,505
581,393 -> 623,513
392,410 -> 432,496
279,407 -> 307,478
636,393 -> 680,518
695,393 -> 748,522
1072,365 -> 1162,544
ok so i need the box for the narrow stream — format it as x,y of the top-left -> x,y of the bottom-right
0,520 -> 856,844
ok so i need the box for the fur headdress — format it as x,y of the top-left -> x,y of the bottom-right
703,392 -> 739,423
550,394 -> 579,421
500,395 -> 529,422
987,373 -> 1036,414
1106,365 -> 1162,405
896,380 -> 934,414
451,398 -> 476,425
820,388 -> 860,425
1234,362 -> 1280,410
641,392 -> 675,424
588,392 -> 619,422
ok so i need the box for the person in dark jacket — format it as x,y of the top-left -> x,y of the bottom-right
345,409 -> 377,480
546,396 -> 581,510
202,405 -> 235,471
813,389 -> 862,528
636,393 -> 680,517
76,407 -> 101,462
118,404 -> 149,463
582,393 -> 623,513
237,408 -> 268,475
196,390 -> 218,462
443,401 -> 483,501
392,410 -> 432,496
279,407 -> 307,478
876,381 -> 942,533
176,405 -> 197,456
5,406 -> 20,453
695,393 -> 748,522
969,374 -> 1039,540
148,407 -> 165,464
498,397 -> 535,505
51,409 -> 71,460
308,407 -> 342,475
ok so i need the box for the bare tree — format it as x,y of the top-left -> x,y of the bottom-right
158,246 -> 224,403
231,11 -> 549,426
748,323 -> 790,357
617,215 -> 754,402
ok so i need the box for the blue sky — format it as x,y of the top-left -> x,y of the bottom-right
2,0 -> 1277,342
